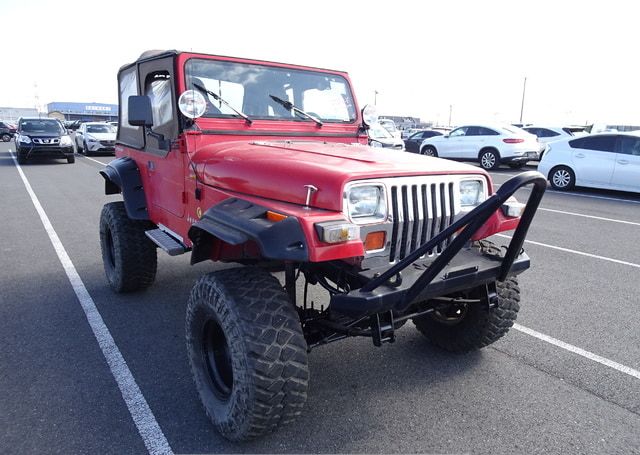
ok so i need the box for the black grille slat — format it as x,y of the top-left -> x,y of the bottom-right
389,187 -> 399,262
410,185 -> 420,254
399,186 -> 410,260
420,184 -> 429,246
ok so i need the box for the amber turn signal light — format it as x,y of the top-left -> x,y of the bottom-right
364,231 -> 385,251
266,211 -> 288,222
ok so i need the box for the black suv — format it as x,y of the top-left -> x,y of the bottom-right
0,121 -> 16,142
15,117 -> 75,164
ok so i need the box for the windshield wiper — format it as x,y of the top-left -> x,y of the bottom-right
269,94 -> 323,127
192,82 -> 252,125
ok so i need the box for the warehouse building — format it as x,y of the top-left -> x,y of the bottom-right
47,102 -> 118,122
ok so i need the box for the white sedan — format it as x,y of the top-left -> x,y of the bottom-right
538,132 -> 640,193
419,124 -> 540,170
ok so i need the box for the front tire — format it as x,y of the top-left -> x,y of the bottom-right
479,149 -> 500,170
67,154 -> 75,164
186,267 -> 310,441
413,277 -> 520,353
16,150 -> 27,164
99,201 -> 157,292
549,165 -> 575,190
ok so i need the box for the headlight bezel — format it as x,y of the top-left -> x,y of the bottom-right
18,134 -> 32,144
60,135 -> 73,146
343,182 -> 388,225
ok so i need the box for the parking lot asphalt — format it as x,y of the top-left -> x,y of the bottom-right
1,143 -> 639,454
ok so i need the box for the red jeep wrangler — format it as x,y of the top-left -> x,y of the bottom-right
99,50 -> 546,441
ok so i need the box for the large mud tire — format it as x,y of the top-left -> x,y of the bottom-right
186,267 -> 309,441
413,277 -> 520,353
99,201 -> 157,293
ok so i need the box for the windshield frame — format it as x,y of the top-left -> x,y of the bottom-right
183,57 -> 358,124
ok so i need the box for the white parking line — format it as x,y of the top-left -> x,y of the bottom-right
77,153 -> 109,166
496,234 -> 640,269
10,151 -> 173,455
513,324 -> 640,380
537,207 -> 640,226
493,182 -> 640,205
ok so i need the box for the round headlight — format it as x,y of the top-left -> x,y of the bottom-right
362,104 -> 378,126
178,90 -> 207,119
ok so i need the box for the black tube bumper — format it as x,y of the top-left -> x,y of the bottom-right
331,246 -> 529,317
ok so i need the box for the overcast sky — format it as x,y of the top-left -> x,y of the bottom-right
2,0 -> 638,126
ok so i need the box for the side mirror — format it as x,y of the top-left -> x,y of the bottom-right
128,95 -> 154,127
128,95 -> 170,151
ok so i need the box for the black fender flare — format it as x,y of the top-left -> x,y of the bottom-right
188,198 -> 308,264
99,157 -> 149,220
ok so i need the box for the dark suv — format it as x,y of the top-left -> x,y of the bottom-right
0,121 -> 16,142
15,117 -> 75,164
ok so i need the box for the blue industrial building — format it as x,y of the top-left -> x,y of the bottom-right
47,102 -> 118,122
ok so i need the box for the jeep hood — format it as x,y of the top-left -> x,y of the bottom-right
194,140 -> 485,212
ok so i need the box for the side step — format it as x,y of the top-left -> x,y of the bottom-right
145,228 -> 188,256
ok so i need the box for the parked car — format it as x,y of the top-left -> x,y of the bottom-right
404,129 -> 443,154
14,117 -> 75,164
538,132 -> 640,193
420,124 -> 540,170
522,126 -> 581,159
75,122 -> 117,155
368,122 -> 405,149
0,121 -> 17,142
378,118 -> 402,139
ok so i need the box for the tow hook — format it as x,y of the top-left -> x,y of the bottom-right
370,311 -> 396,346
485,281 -> 499,309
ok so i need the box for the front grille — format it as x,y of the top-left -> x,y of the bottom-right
100,140 -> 115,146
389,180 -> 456,262
32,137 -> 60,145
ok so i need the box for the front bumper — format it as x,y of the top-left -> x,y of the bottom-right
331,171 -> 547,318
17,144 -> 74,158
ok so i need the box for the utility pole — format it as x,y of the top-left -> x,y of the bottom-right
519,77 -> 527,124
448,105 -> 452,127
374,90 -> 379,106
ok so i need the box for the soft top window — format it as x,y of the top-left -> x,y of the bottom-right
185,58 -> 356,123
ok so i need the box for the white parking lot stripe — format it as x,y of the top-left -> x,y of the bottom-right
537,207 -> 640,226
79,154 -> 108,166
496,234 -> 640,269
10,151 -> 173,455
493,182 -> 640,205
513,324 -> 640,380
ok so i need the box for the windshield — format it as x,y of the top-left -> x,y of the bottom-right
20,119 -> 64,135
369,122 -> 393,139
185,58 -> 357,122
87,124 -> 115,133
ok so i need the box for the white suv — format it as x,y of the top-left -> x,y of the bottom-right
420,124 -> 540,170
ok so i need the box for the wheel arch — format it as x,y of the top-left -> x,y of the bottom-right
188,198 -> 309,265
478,146 -> 500,159
99,156 -> 149,220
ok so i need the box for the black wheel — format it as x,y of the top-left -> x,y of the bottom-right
76,140 -> 83,154
1,133 -> 10,142
67,154 -> 75,164
186,267 -> 309,441
421,145 -> 438,157
479,149 -> 500,170
508,162 -> 526,169
413,277 -> 520,353
549,165 -> 575,190
99,201 -> 157,292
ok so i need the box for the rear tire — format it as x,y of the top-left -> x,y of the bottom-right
99,201 -> 157,292
1,133 -> 11,142
479,149 -> 500,170
413,277 -> 520,353
186,267 -> 309,441
549,165 -> 575,190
